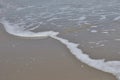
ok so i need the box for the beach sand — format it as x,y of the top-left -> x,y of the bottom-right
0,24 -> 117,80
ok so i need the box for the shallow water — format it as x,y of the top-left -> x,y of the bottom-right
0,0 -> 120,79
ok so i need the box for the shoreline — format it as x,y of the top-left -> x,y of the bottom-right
0,24 -> 117,80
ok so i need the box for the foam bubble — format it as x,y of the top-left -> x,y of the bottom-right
1,20 -> 120,80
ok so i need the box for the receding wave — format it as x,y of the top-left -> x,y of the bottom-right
1,20 -> 120,80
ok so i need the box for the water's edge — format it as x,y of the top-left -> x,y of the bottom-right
1,21 -> 120,80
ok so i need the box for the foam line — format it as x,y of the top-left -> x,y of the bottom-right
114,16 -> 120,21
1,21 -> 120,80
51,35 -> 120,80
1,20 -> 59,37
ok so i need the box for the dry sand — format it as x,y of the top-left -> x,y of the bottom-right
0,25 -> 117,80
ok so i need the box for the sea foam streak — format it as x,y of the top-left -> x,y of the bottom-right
2,21 -> 59,37
1,21 -> 120,80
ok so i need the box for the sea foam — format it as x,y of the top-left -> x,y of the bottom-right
1,20 -> 59,38
1,20 -> 120,80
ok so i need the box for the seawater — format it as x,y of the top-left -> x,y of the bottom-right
0,0 -> 120,79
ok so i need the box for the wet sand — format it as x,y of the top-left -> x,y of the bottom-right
57,22 -> 120,61
0,25 -> 117,80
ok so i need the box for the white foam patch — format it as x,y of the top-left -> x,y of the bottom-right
1,20 -> 120,80
79,16 -> 86,21
90,26 -> 98,28
27,25 -> 40,31
16,6 -> 35,11
1,20 -> 59,38
46,17 -> 60,22
100,15 -> 106,20
114,16 -> 120,21
90,30 -> 98,33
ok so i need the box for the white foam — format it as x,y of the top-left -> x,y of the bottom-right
79,16 -> 86,21
51,36 -> 120,80
46,17 -> 60,22
1,20 -> 120,80
100,15 -> 106,20
68,16 -> 86,21
90,26 -> 98,28
16,6 -> 34,11
27,25 -> 40,31
114,16 -> 120,21
90,30 -> 98,33
1,20 -> 59,38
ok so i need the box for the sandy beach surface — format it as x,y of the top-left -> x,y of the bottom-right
0,24 -> 117,80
